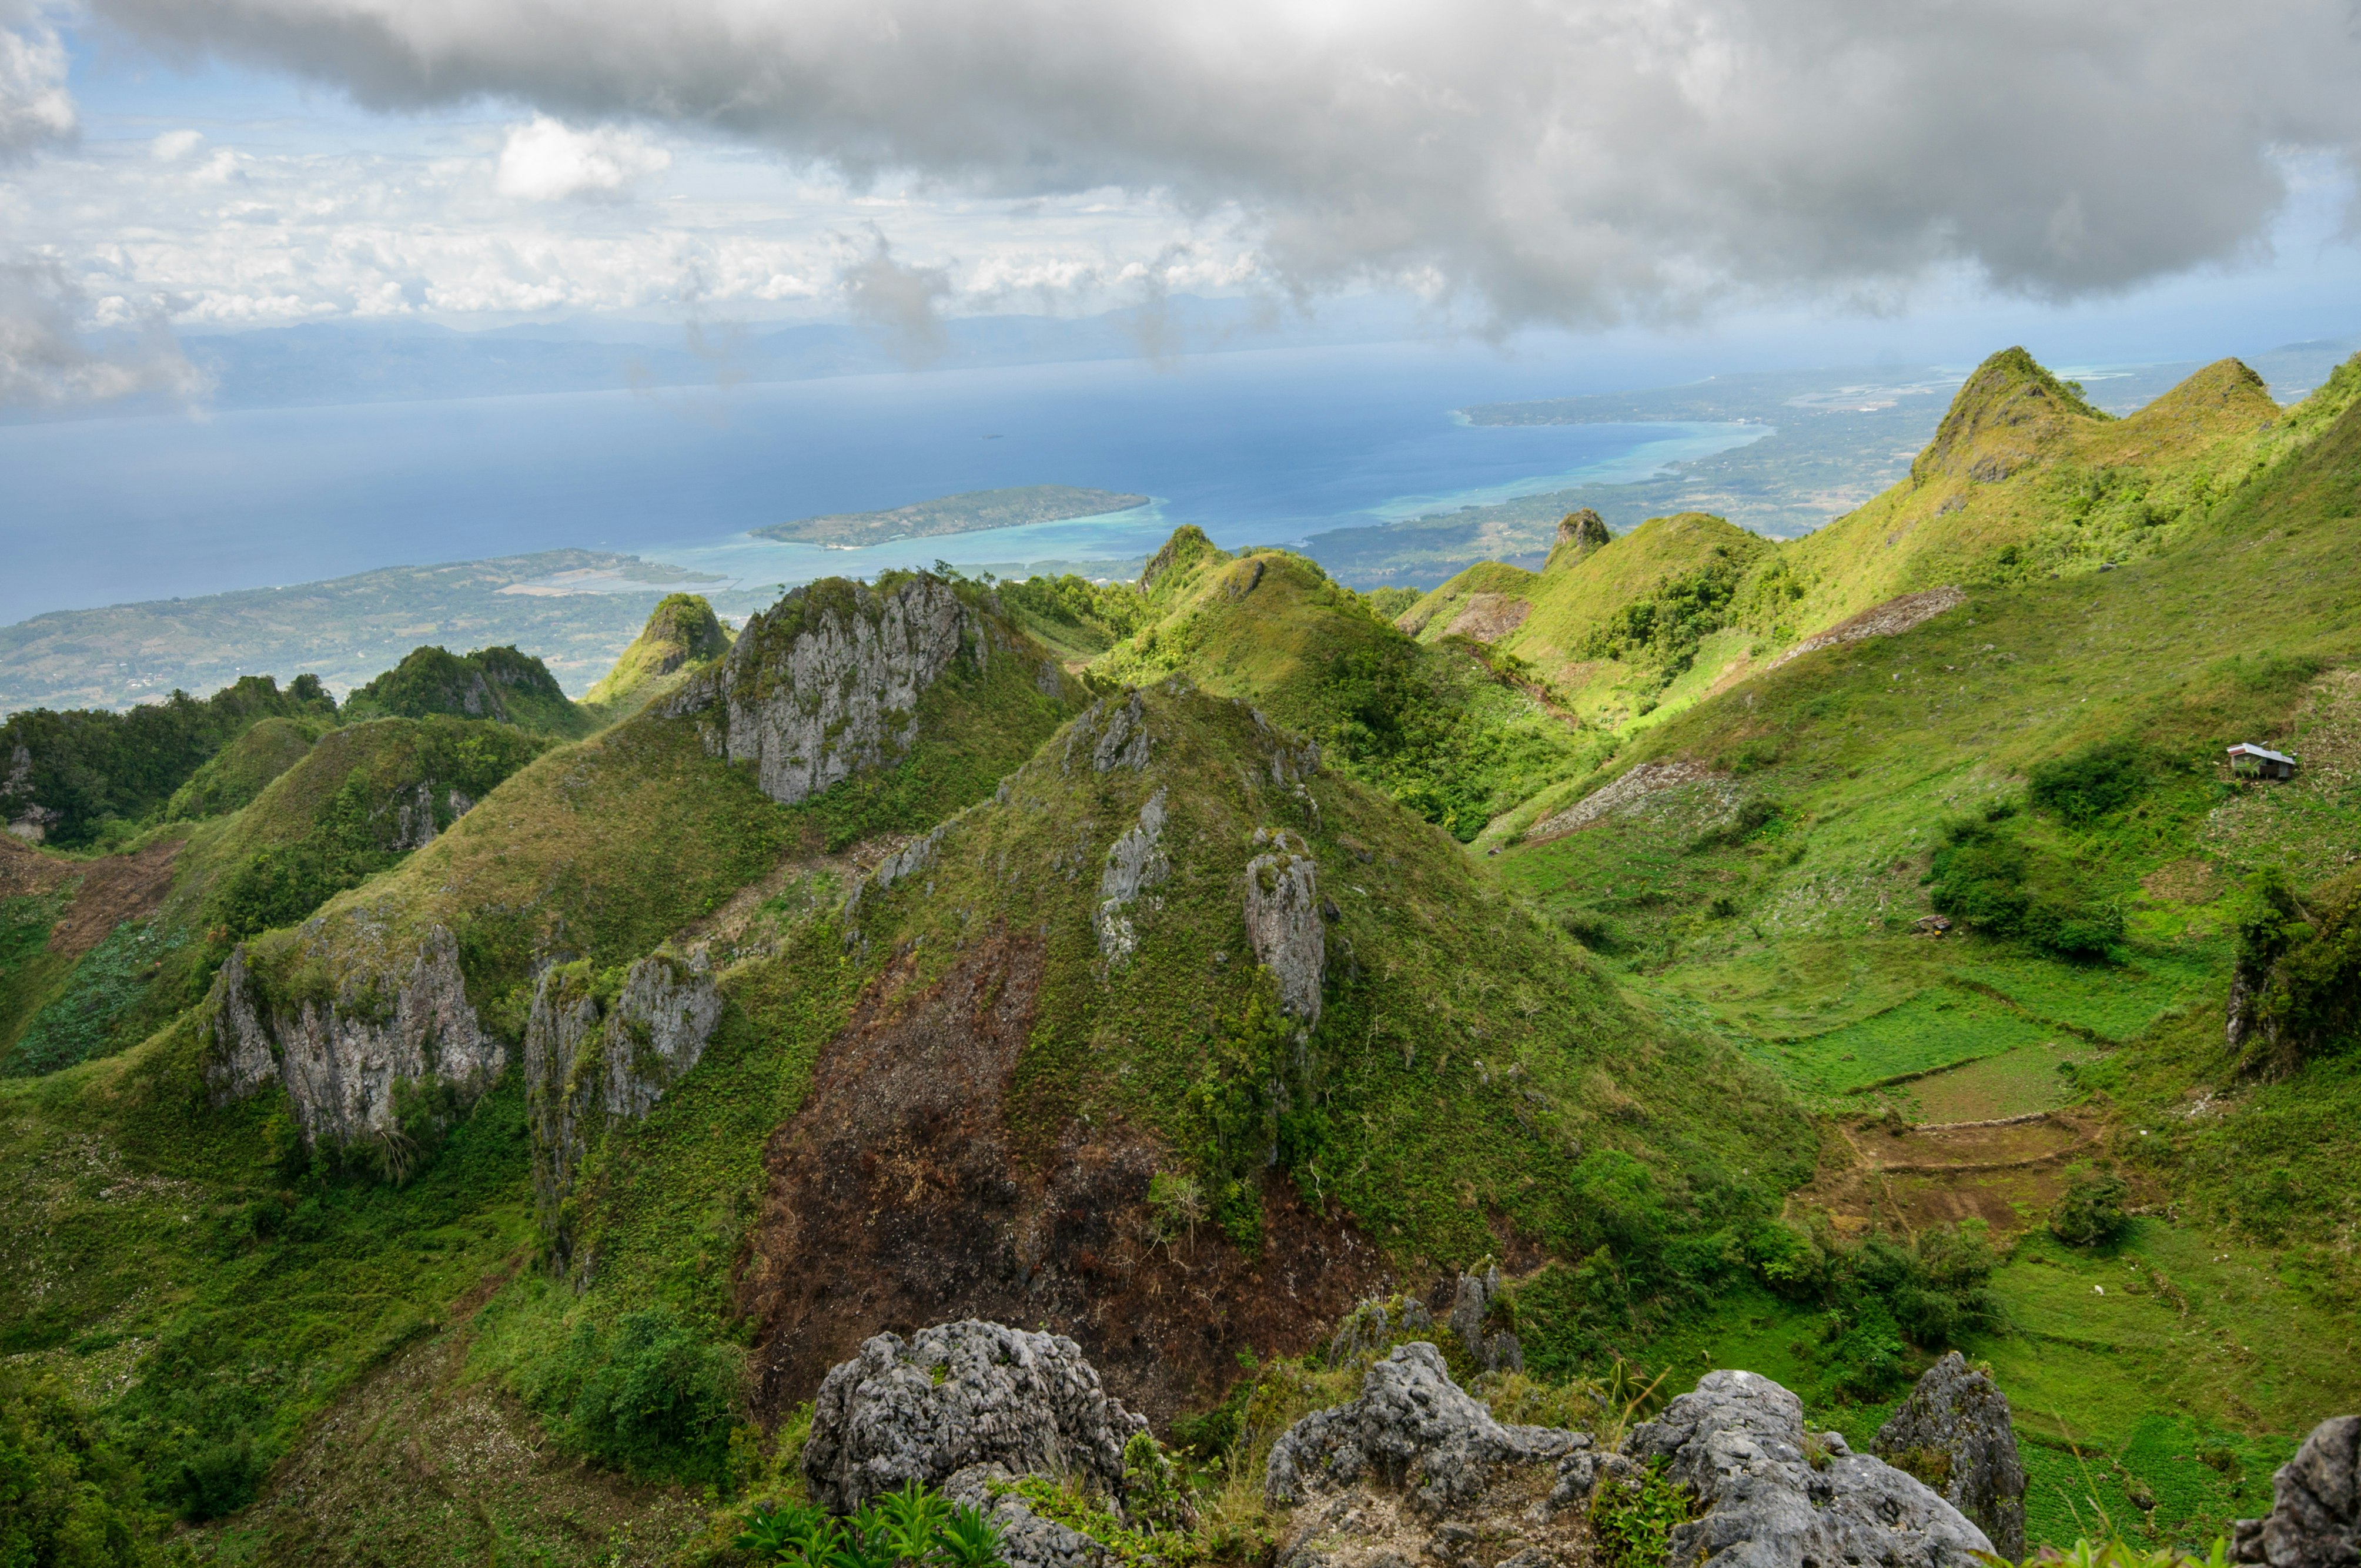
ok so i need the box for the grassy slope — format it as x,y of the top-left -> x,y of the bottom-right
1760,352 -> 2299,644
0,717 -> 554,1078
1480,358 -> 2361,1550
580,593 -> 731,720
1096,539 -> 1602,840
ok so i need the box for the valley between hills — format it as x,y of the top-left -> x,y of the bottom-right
1,345 -> 2358,1566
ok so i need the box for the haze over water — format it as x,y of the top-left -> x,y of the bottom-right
0,340 -> 1764,626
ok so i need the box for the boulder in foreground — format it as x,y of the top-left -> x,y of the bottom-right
2232,1415 -> 2360,1568
1875,1350 -> 2028,1562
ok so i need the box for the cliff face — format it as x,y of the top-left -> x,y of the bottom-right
522,950 -> 724,1255
672,576 -> 989,806
201,926 -> 505,1144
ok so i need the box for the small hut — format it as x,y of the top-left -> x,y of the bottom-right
2226,743 -> 2298,781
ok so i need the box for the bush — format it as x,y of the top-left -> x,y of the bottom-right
528,1307 -> 740,1483
2051,1173 -> 2132,1248
0,1368 -> 159,1558
2028,740 -> 2148,823
1928,818 -> 2122,958
1589,1458 -> 1693,1568
738,1482 -> 1008,1568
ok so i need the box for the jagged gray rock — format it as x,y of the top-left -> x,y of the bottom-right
942,1464 -> 1109,1568
1448,1266 -> 1525,1375
672,574 -> 984,805
1875,1352 -> 2027,1562
844,823 -> 951,917
1265,1342 -> 1584,1517
1624,1369 -> 1991,1568
2232,1415 -> 2360,1568
1096,787 -> 1170,959
1246,828 -> 1324,1024
4,744 -> 59,842
1326,1295 -> 1436,1369
524,950 -> 722,1236
803,1320 -> 1148,1516
202,926 -> 503,1145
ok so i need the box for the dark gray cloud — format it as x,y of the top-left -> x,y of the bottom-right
0,1 -> 75,159
839,231 -> 953,365
0,258 -> 209,407
73,0 -> 2361,326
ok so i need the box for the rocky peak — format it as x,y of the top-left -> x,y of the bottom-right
690,574 -> 985,805
1545,508 -> 1612,571
1875,1351 -> 2027,1562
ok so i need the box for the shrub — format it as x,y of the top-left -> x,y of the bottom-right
528,1307 -> 740,1483
2050,1173 -> 2132,1248
1589,1458 -> 1693,1568
0,1369 -> 159,1557
2028,740 -> 2149,823
738,1482 -> 1008,1568
1928,818 -> 2121,958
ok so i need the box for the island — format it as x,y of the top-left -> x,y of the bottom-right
754,484 -> 1152,548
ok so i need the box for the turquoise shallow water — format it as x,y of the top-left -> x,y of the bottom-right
0,339 -> 1764,623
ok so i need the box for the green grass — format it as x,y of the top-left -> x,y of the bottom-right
3,918 -> 189,1077
1755,985 -> 2059,1101
0,1018 -> 536,1519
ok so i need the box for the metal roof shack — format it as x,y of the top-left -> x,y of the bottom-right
2227,743 -> 2298,780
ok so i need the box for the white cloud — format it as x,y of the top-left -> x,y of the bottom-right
0,3 -> 73,160
79,0 -> 2361,327
494,115 -> 670,202
152,128 -> 203,161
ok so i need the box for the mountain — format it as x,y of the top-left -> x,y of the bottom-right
2,346 -> 2360,1564
580,593 -> 732,720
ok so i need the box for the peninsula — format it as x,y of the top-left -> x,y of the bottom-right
753,483 -> 1151,547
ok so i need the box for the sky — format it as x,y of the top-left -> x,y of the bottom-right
4,0 -> 2361,407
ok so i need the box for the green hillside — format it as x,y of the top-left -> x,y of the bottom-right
343,643 -> 594,738
1096,530 -> 1600,839
2,350 -> 2360,1566
581,593 -> 731,719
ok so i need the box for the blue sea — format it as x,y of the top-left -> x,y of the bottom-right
0,340 -> 1764,625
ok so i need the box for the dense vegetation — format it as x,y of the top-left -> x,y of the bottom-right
0,674 -> 335,848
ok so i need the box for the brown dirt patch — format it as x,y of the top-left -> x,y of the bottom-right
2141,858 -> 2223,905
737,935 -> 1387,1427
1766,585 -> 1968,671
1443,594 -> 1532,644
0,835 -> 76,900
45,838 -> 182,959
1795,1114 -> 2094,1238
1842,1113 -> 2089,1174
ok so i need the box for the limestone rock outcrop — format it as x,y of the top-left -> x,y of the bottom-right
941,1464 -> 1110,1568
1246,827 -> 1324,1024
1266,1342 -> 1590,1568
1062,690 -> 1153,774
1449,1266 -> 1526,1375
1875,1352 -> 2027,1562
202,926 -> 503,1144
2232,1415 -> 2360,1568
1624,1369 -> 1991,1568
1266,1342 -> 1585,1517
1095,787 -> 1170,959
669,575 -> 986,805
803,1321 -> 1148,1517
524,950 -> 722,1239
